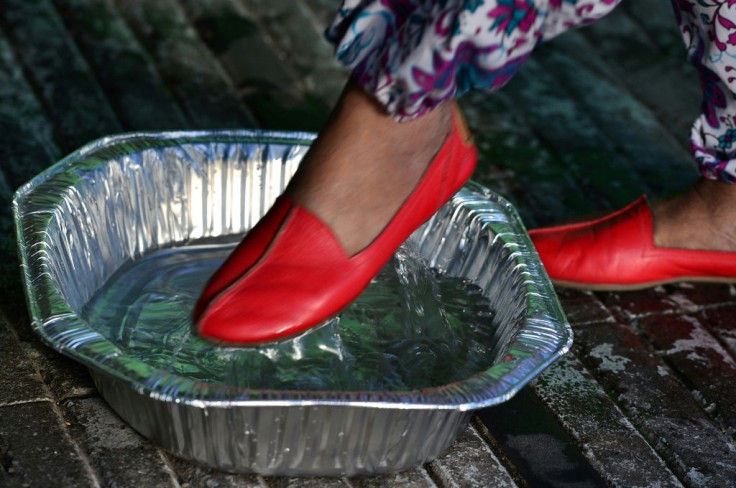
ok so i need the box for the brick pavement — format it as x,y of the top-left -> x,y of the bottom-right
1,0 -> 735,487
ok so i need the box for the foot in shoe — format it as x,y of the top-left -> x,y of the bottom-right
285,79 -> 454,256
529,181 -> 736,290
193,82 -> 477,344
652,178 -> 736,252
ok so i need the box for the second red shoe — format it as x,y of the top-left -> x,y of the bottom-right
529,196 -> 736,290
194,107 -> 477,345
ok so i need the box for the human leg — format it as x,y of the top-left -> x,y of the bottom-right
285,0 -> 621,256
530,1 -> 736,289
195,102 -> 476,343
283,78 -> 453,257
652,1 -> 736,252
196,0 -> 622,343
327,0 -> 622,122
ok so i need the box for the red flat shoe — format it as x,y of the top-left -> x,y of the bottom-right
529,196 -> 736,290
194,107 -> 477,344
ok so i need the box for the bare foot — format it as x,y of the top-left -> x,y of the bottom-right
652,179 -> 736,252
284,80 -> 453,256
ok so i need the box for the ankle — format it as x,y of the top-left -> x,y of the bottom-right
284,81 -> 455,256
652,179 -> 736,251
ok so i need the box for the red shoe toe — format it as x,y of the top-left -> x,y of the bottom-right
195,108 -> 477,345
192,196 -> 293,323
529,196 -> 736,290
197,204 -> 358,343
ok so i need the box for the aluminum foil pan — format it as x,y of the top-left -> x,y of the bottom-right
13,130 -> 571,476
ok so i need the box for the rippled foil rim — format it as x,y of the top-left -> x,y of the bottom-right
13,130 -> 571,411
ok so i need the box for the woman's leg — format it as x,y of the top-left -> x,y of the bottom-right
327,0 -> 622,122
652,1 -> 736,252
652,180 -> 736,251
283,79 -> 452,256
528,2 -> 736,289
196,0 -> 624,341
287,0 -> 622,255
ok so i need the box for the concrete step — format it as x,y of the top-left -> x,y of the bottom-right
573,320 -> 736,486
1,0 -> 121,153
178,0 -> 327,131
111,0 -> 257,129
51,0 -> 189,131
533,353 -> 683,487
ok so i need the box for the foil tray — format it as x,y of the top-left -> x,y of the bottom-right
13,130 -> 571,476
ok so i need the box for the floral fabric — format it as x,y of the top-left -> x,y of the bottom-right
326,0 -> 621,122
675,0 -> 736,182
327,0 -> 736,183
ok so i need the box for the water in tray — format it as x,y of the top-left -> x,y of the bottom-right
82,240 -> 499,391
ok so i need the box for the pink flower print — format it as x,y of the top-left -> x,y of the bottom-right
488,0 -> 538,35
410,41 -> 500,95
711,1 -> 736,51
673,0 -> 695,17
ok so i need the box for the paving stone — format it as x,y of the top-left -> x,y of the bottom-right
458,89 -> 592,228
0,320 -> 49,406
1,305 -> 37,345
61,396 -> 179,487
1,0 -> 735,486
0,0 -> 122,153
113,0 -> 257,129
0,457 -> 9,488
537,32 -> 698,199
503,55 -> 649,212
264,477 -> 348,487
600,281 -> 736,323
597,287 -> 686,321
239,0 -> 347,106
21,340 -> 96,402
179,0 -> 295,95
165,454 -> 262,488
349,468 -> 437,488
428,424 -> 516,488
556,289 -> 616,326
476,387 -> 609,487
574,321 -> 736,487
0,28 -> 59,189
0,170 -> 10,202
51,0 -> 189,131
639,313 -> 736,436
302,0 -> 338,27
533,353 -> 683,488
179,0 -> 327,131
697,304 -> 736,357
0,401 -> 97,487
0,273 -> 27,339
663,283 -> 736,309
580,6 -> 699,141
0,27 -> 60,315
623,0 -> 685,61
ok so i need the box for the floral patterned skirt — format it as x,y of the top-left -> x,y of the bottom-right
327,0 -> 736,183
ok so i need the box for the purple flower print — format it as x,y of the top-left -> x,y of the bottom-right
699,67 -> 727,129
410,41 -> 501,96
328,0 -> 622,122
708,0 -> 736,51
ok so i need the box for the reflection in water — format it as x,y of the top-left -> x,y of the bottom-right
82,241 -> 498,391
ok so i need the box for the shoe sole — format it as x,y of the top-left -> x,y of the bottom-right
551,276 -> 736,291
